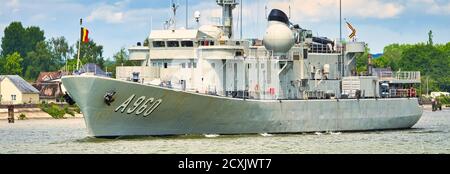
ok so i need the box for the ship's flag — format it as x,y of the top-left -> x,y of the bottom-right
346,21 -> 356,39
81,27 -> 89,43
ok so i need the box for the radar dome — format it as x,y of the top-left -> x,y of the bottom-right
263,9 -> 295,54
194,11 -> 201,20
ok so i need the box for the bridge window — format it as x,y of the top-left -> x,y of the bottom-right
181,41 -> 194,47
167,41 -> 180,47
152,41 -> 165,48
199,40 -> 215,46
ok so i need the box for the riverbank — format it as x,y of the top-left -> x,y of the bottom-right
422,104 -> 449,111
0,108 -> 83,120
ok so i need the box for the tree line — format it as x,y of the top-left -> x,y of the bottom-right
0,21 -> 132,81
356,31 -> 450,93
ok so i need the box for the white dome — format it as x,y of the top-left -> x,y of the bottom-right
263,21 -> 295,53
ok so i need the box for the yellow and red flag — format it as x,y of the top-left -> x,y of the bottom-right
81,27 -> 89,43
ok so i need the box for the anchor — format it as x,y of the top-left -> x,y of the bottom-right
104,91 -> 116,106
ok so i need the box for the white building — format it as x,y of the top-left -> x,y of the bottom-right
0,75 -> 40,105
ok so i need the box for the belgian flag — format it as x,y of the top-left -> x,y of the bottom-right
81,27 -> 89,43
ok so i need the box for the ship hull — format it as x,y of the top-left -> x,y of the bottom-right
62,76 -> 423,137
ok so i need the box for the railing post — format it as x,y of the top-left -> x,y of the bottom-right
8,105 -> 14,123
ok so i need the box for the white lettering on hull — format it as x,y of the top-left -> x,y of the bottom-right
115,94 -> 162,117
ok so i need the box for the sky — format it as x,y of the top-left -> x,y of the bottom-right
0,0 -> 449,59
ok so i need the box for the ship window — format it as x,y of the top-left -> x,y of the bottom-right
235,51 -> 242,57
167,41 -> 180,47
188,63 -> 192,68
181,41 -> 194,47
153,41 -> 165,48
164,63 -> 168,69
199,40 -> 215,46
248,64 -> 251,69
261,63 -> 265,69
11,95 -> 16,101
211,63 -> 216,68
181,63 -> 186,68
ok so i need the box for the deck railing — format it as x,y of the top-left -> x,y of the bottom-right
376,71 -> 421,81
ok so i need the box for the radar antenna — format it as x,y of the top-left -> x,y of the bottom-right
165,0 -> 180,30
216,0 -> 238,39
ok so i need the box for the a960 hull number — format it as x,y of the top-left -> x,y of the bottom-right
114,94 -> 162,117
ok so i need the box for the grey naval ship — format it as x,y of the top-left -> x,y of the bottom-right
62,0 -> 423,137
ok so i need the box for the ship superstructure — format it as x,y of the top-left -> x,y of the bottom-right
62,0 -> 423,137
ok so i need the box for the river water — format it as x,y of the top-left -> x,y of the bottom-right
0,109 -> 449,154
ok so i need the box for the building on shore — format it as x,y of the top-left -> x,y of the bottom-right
33,71 -> 67,104
0,75 -> 40,105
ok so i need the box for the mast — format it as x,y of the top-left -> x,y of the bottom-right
216,0 -> 238,39
339,0 -> 342,43
77,18 -> 82,71
170,0 -> 179,30
186,0 -> 188,29
339,0 -> 345,78
240,0 -> 243,39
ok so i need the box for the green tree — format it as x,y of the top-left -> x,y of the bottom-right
1,22 -> 27,57
105,48 -> 134,77
1,22 -> 45,77
372,44 -> 414,70
0,55 -> 4,74
428,30 -> 433,46
49,36 -> 71,71
356,46 -> 370,73
3,52 -> 23,75
25,26 -> 46,55
399,43 -> 450,92
24,41 -> 58,79
114,48 -> 131,66
73,39 -> 105,69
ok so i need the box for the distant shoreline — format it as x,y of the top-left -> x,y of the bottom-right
0,108 -> 83,120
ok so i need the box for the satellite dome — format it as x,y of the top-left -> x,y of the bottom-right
263,9 -> 295,54
268,9 -> 290,25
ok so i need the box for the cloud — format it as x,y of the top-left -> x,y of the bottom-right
87,5 -> 125,24
86,1 -> 167,24
6,0 -> 20,13
414,0 -> 450,15
266,0 -> 404,22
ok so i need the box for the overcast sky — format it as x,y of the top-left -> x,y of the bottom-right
1,0 -> 449,59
